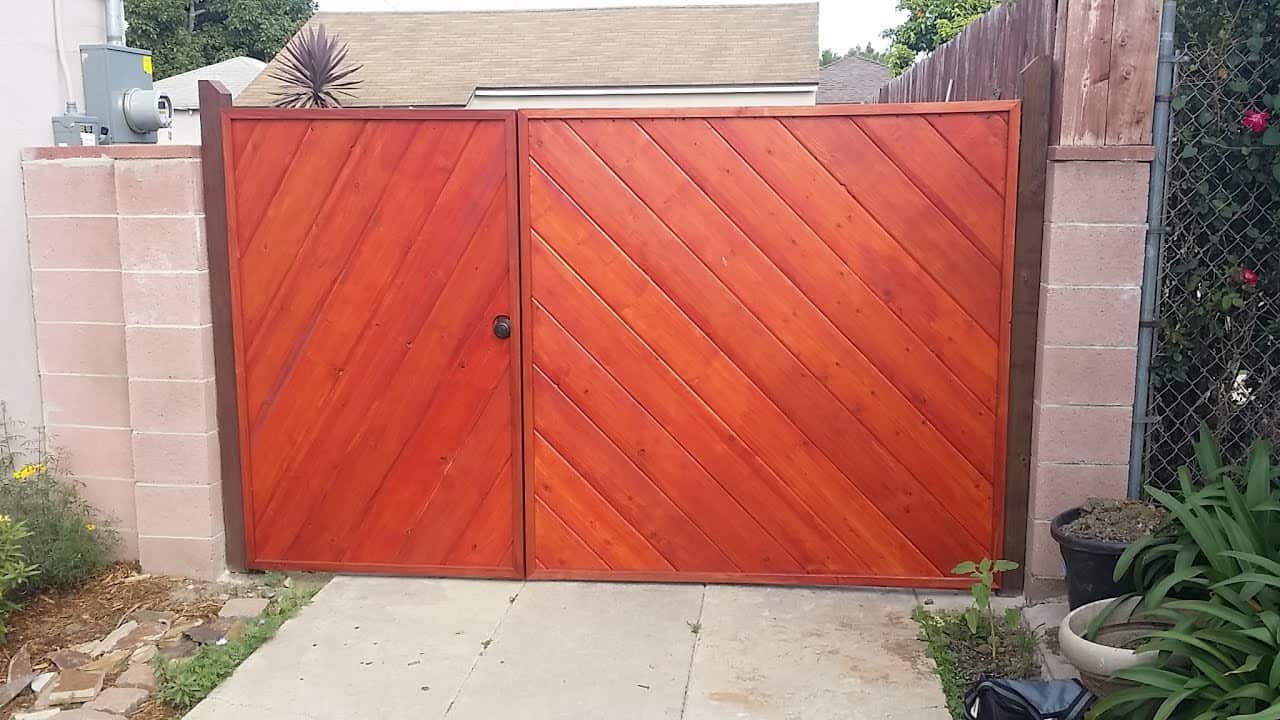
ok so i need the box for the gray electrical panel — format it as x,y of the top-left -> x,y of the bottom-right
79,45 -> 171,145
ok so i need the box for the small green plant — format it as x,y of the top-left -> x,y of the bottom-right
1090,428 -> 1280,720
687,620 -> 701,635
952,558 -> 1020,657
0,514 -> 38,638
155,581 -> 322,710
0,408 -> 116,593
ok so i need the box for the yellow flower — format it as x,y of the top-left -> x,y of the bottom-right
12,463 -> 46,481
85,523 -> 96,532
0,515 -> 11,524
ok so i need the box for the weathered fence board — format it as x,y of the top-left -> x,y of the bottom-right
878,0 -> 1056,104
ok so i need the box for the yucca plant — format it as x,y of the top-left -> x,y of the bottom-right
1089,427 -> 1280,720
269,24 -> 363,109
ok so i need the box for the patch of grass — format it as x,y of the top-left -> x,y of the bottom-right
154,580 -> 323,710
913,607 -> 1041,720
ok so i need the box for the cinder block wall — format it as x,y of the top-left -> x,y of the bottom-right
21,146 -> 226,579
1024,156 -> 1151,600
22,147 -> 1152,592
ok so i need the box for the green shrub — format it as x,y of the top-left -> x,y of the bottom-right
0,515 -> 38,638
0,407 -> 116,593
1091,428 -> 1280,719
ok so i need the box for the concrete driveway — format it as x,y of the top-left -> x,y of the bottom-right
184,577 -> 952,720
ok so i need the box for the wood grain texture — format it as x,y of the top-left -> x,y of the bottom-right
524,105 -> 1019,586
222,113 -> 522,575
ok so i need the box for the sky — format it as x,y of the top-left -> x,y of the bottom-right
314,0 -> 906,52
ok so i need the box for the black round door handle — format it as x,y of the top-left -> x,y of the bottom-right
492,314 -> 512,339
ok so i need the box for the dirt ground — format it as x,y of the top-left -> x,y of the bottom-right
0,563 -> 276,720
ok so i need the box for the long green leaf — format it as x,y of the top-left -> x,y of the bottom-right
1117,666 -> 1199,691
1230,700 -> 1280,720
1160,599 -> 1254,628
1145,567 -> 1208,611
1153,680 -> 1212,720
1221,551 -> 1280,578
1244,439 -> 1274,508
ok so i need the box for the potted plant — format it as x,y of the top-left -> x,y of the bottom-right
1049,497 -> 1167,609
1086,428 -> 1280,716
1056,596 -> 1165,695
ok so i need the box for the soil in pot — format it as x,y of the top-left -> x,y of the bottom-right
1052,498 -> 1168,609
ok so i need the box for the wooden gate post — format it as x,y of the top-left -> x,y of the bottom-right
198,79 -> 246,572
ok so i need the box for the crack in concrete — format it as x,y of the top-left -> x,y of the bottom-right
443,580 -> 526,716
677,584 -> 708,719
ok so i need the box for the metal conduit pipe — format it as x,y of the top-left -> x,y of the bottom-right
1129,0 -> 1179,497
106,0 -> 127,45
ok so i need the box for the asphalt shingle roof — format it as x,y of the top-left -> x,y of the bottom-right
816,54 -> 890,104
237,3 -> 819,107
154,56 -> 267,109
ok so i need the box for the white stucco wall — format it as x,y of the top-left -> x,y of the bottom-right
0,0 -> 106,426
158,109 -> 202,144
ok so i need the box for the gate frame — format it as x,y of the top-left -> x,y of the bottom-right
516,102 -> 1022,589
201,87 -> 526,575
200,83 -> 1032,586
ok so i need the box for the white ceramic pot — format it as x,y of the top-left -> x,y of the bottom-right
1058,596 -> 1163,695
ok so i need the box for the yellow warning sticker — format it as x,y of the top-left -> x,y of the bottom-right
143,56 -> 153,75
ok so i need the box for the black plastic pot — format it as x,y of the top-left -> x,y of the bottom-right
1050,507 -> 1135,609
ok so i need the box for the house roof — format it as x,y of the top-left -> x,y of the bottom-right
154,56 -> 267,109
816,54 -> 890,104
237,3 -> 819,107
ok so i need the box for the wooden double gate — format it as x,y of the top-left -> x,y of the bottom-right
218,104 -> 1020,589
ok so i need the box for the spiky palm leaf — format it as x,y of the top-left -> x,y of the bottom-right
269,24 -> 363,109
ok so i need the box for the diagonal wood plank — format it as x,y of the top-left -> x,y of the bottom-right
782,116 -> 1002,336
529,171 -> 948,575
532,432 -> 674,572
855,115 -> 1006,263
531,121 -> 991,560
622,117 -> 996,479
707,116 -> 999,408
924,113 -> 1010,191
533,302 -> 805,574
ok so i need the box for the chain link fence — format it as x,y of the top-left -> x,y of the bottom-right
1142,3 -> 1279,488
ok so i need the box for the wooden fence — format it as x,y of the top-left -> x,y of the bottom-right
878,0 -> 1163,148
877,0 -> 1055,104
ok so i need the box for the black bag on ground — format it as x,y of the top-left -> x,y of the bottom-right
963,679 -> 1095,720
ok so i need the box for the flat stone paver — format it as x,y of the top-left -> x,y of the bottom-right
185,576 -> 953,720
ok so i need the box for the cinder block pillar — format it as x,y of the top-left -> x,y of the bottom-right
1025,158 -> 1150,600
22,147 -> 226,580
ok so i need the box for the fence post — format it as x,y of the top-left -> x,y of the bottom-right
1002,55 -> 1053,594
1128,0 -> 1178,497
198,79 -> 246,572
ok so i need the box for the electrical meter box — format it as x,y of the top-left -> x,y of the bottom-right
80,44 -> 172,145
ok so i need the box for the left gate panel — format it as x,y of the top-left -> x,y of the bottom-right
221,110 -> 523,577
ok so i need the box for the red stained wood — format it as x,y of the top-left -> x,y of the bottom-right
524,105 -> 1018,585
223,103 -> 1016,589
224,113 -> 521,575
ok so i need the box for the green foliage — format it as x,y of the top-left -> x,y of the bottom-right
268,24 -> 363,108
882,0 -> 1002,75
1146,0 -> 1279,484
0,409 -> 116,593
123,0 -> 316,79
915,607 -> 1040,720
155,580 -> 321,709
952,557 -> 1019,658
821,43 -> 889,67
1092,428 -> 1280,719
0,516 -> 38,639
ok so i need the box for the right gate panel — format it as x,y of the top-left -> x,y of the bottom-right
521,105 -> 1019,588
